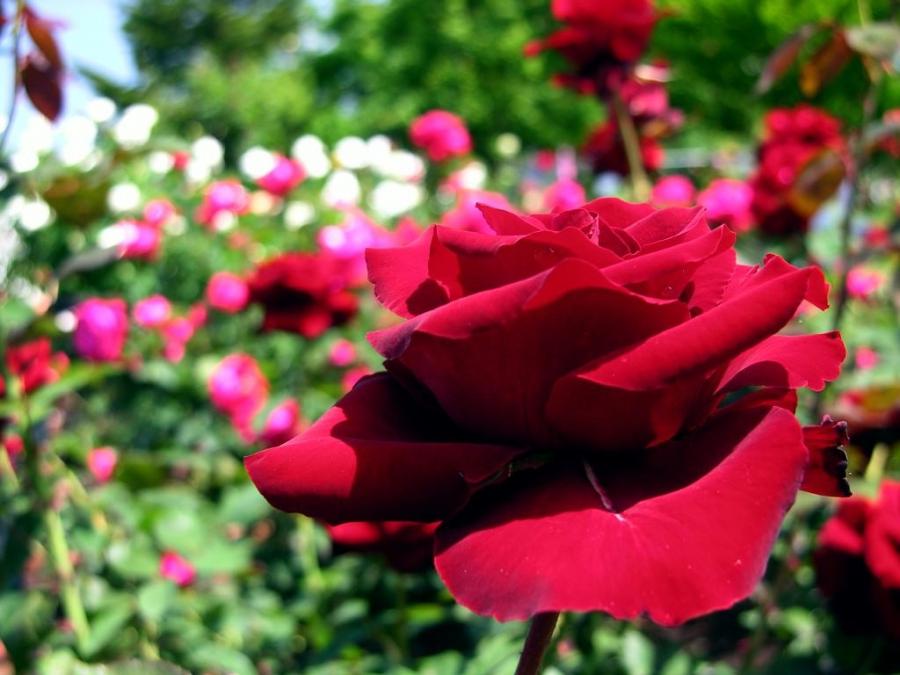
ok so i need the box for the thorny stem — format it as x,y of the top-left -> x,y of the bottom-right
514,612 -> 560,675
611,93 -> 651,201
0,0 -> 26,158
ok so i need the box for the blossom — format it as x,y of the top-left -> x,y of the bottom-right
256,155 -> 306,197
526,0 -> 657,95
855,347 -> 879,371
116,219 -> 162,260
73,298 -> 129,362
142,198 -> 176,228
259,398 -> 303,447
133,295 -> 172,329
327,522 -> 438,572
195,180 -> 250,228
440,190 -> 513,235
247,253 -> 358,338
409,110 -> 472,162
651,175 -> 695,207
86,447 -> 118,483
815,480 -> 900,642
247,198 -> 848,624
159,551 -> 196,587
328,339 -> 357,367
697,179 -> 754,232
161,317 -> 195,363
4,338 -> 68,394
846,266 -> 886,300
205,272 -> 249,314
208,353 -> 269,434
317,209 -> 395,284
542,178 -> 586,212
583,118 -> 663,175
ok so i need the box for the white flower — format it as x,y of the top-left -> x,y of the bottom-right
55,116 -> 98,166
334,136 -> 369,170
192,135 -> 224,169
148,151 -> 175,174
107,182 -> 142,213
239,146 -> 277,180
96,223 -> 129,249
55,310 -> 77,333
113,104 -> 159,149
367,135 -> 393,168
284,201 -> 316,230
370,180 -> 423,218
18,199 -> 54,232
10,150 -> 39,174
86,97 -> 117,124
455,161 -> 487,190
321,170 -> 361,207
291,134 -> 331,178
185,158 -> 213,184
0,170 -> 8,191
211,211 -> 237,232
18,116 -> 54,155
495,133 -> 521,158
373,150 -> 425,182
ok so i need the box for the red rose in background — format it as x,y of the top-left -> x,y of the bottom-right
815,480 -> 900,645
73,298 -> 129,363
4,338 -> 68,394
247,198 -> 848,624
750,105 -> 847,235
328,522 -> 439,573
247,253 -> 358,338
583,117 -> 663,176
409,110 -> 472,162
527,0 -> 657,95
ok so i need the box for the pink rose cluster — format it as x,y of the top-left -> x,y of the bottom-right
132,295 -> 207,363
409,110 -> 472,162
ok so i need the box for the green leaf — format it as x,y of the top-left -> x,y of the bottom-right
188,644 -> 256,675
622,629 -> 655,675
137,580 -> 177,625
82,601 -> 135,658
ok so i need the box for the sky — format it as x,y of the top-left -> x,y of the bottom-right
0,0 -> 138,147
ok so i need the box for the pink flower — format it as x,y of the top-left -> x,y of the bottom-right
698,179 -> 754,232
543,178 -> 586,212
188,303 -> 208,329
159,551 -> 196,587
133,295 -> 172,329
256,155 -> 305,197
208,354 -> 269,432
206,272 -> 249,314
143,199 -> 177,228
260,398 -> 303,446
117,220 -> 162,260
410,110 -> 472,162
847,267 -> 886,300
328,339 -> 357,367
341,365 -> 373,393
317,209 -> 394,284
73,298 -> 129,362
440,191 -> 513,235
855,347 -> 880,370
651,175 -> 695,207
195,180 -> 250,227
87,447 -> 118,483
161,317 -> 195,363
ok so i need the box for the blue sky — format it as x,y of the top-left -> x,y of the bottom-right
1,0 -> 138,145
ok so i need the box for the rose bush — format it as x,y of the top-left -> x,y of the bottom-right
247,197 -> 849,624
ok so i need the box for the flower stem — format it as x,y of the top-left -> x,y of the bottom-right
0,0 -> 26,159
45,508 -> 91,652
611,93 -> 651,201
514,612 -> 560,675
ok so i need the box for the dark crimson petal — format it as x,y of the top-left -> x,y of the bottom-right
624,206 -> 708,250
435,406 -> 808,624
370,259 -> 687,447
865,482 -> 900,589
476,203 -> 542,234
801,416 -> 850,497
581,197 -> 655,229
244,373 -> 522,523
725,254 -> 829,309
719,388 -> 798,415
719,332 -> 845,393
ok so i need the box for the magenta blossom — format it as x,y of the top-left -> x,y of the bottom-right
208,353 -> 269,435
410,110 -> 472,162
698,179 -> 754,232
73,298 -> 129,362
846,267 -> 886,300
196,180 -> 250,228
87,447 -> 118,483
161,317 -> 195,363
159,551 -> 196,587
259,398 -> 303,446
133,295 -> 172,329
117,220 -> 162,260
651,176 -> 695,207
328,338 -> 357,367
257,155 -> 306,197
143,199 -> 177,228
543,179 -> 587,212
440,191 -> 513,235
206,272 -> 250,314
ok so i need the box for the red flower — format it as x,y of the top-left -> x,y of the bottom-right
527,0 -> 657,95
409,110 -> 472,162
815,480 -> 900,641
327,521 -> 439,572
246,199 -> 848,624
4,338 -> 68,394
583,117 -> 663,175
256,155 -> 306,197
73,298 -> 129,363
247,253 -> 358,338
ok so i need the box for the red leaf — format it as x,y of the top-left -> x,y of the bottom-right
24,7 -> 63,70
21,55 -> 63,121
756,24 -> 820,95
800,29 -> 853,97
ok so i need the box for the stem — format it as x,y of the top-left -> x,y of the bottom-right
611,93 -> 651,201
0,0 -> 26,159
45,508 -> 91,651
297,515 -> 324,591
0,447 -> 20,490
514,612 -> 560,675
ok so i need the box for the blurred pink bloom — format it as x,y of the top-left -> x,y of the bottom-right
143,199 -> 177,228
341,365 -> 373,393
3,435 -> 24,462
855,347 -> 880,371
196,180 -> 250,227
651,175 -> 695,207
318,209 -> 394,284
256,155 -> 305,197
133,295 -> 172,329
535,150 -> 556,172
73,298 -> 129,362
161,317 -> 195,363
208,354 -> 269,432
328,338 -> 357,367
87,447 -> 118,483
394,217 -> 423,245
259,398 -> 303,446
117,220 -> 162,260
697,178 -> 754,232
206,272 -> 249,314
847,267 -> 886,300
440,190 -> 513,235
543,178 -> 586,212
159,551 -> 196,587
410,110 -> 472,162
188,303 -> 208,329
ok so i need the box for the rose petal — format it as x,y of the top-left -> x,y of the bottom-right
245,373 -> 522,523
801,416 -> 850,497
435,406 -> 808,624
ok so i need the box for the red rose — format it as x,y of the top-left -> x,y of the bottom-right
4,338 -> 68,394
583,117 -> 663,176
527,0 -> 657,95
327,521 -> 438,573
247,199 -> 847,624
247,253 -> 359,339
815,480 -> 900,642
